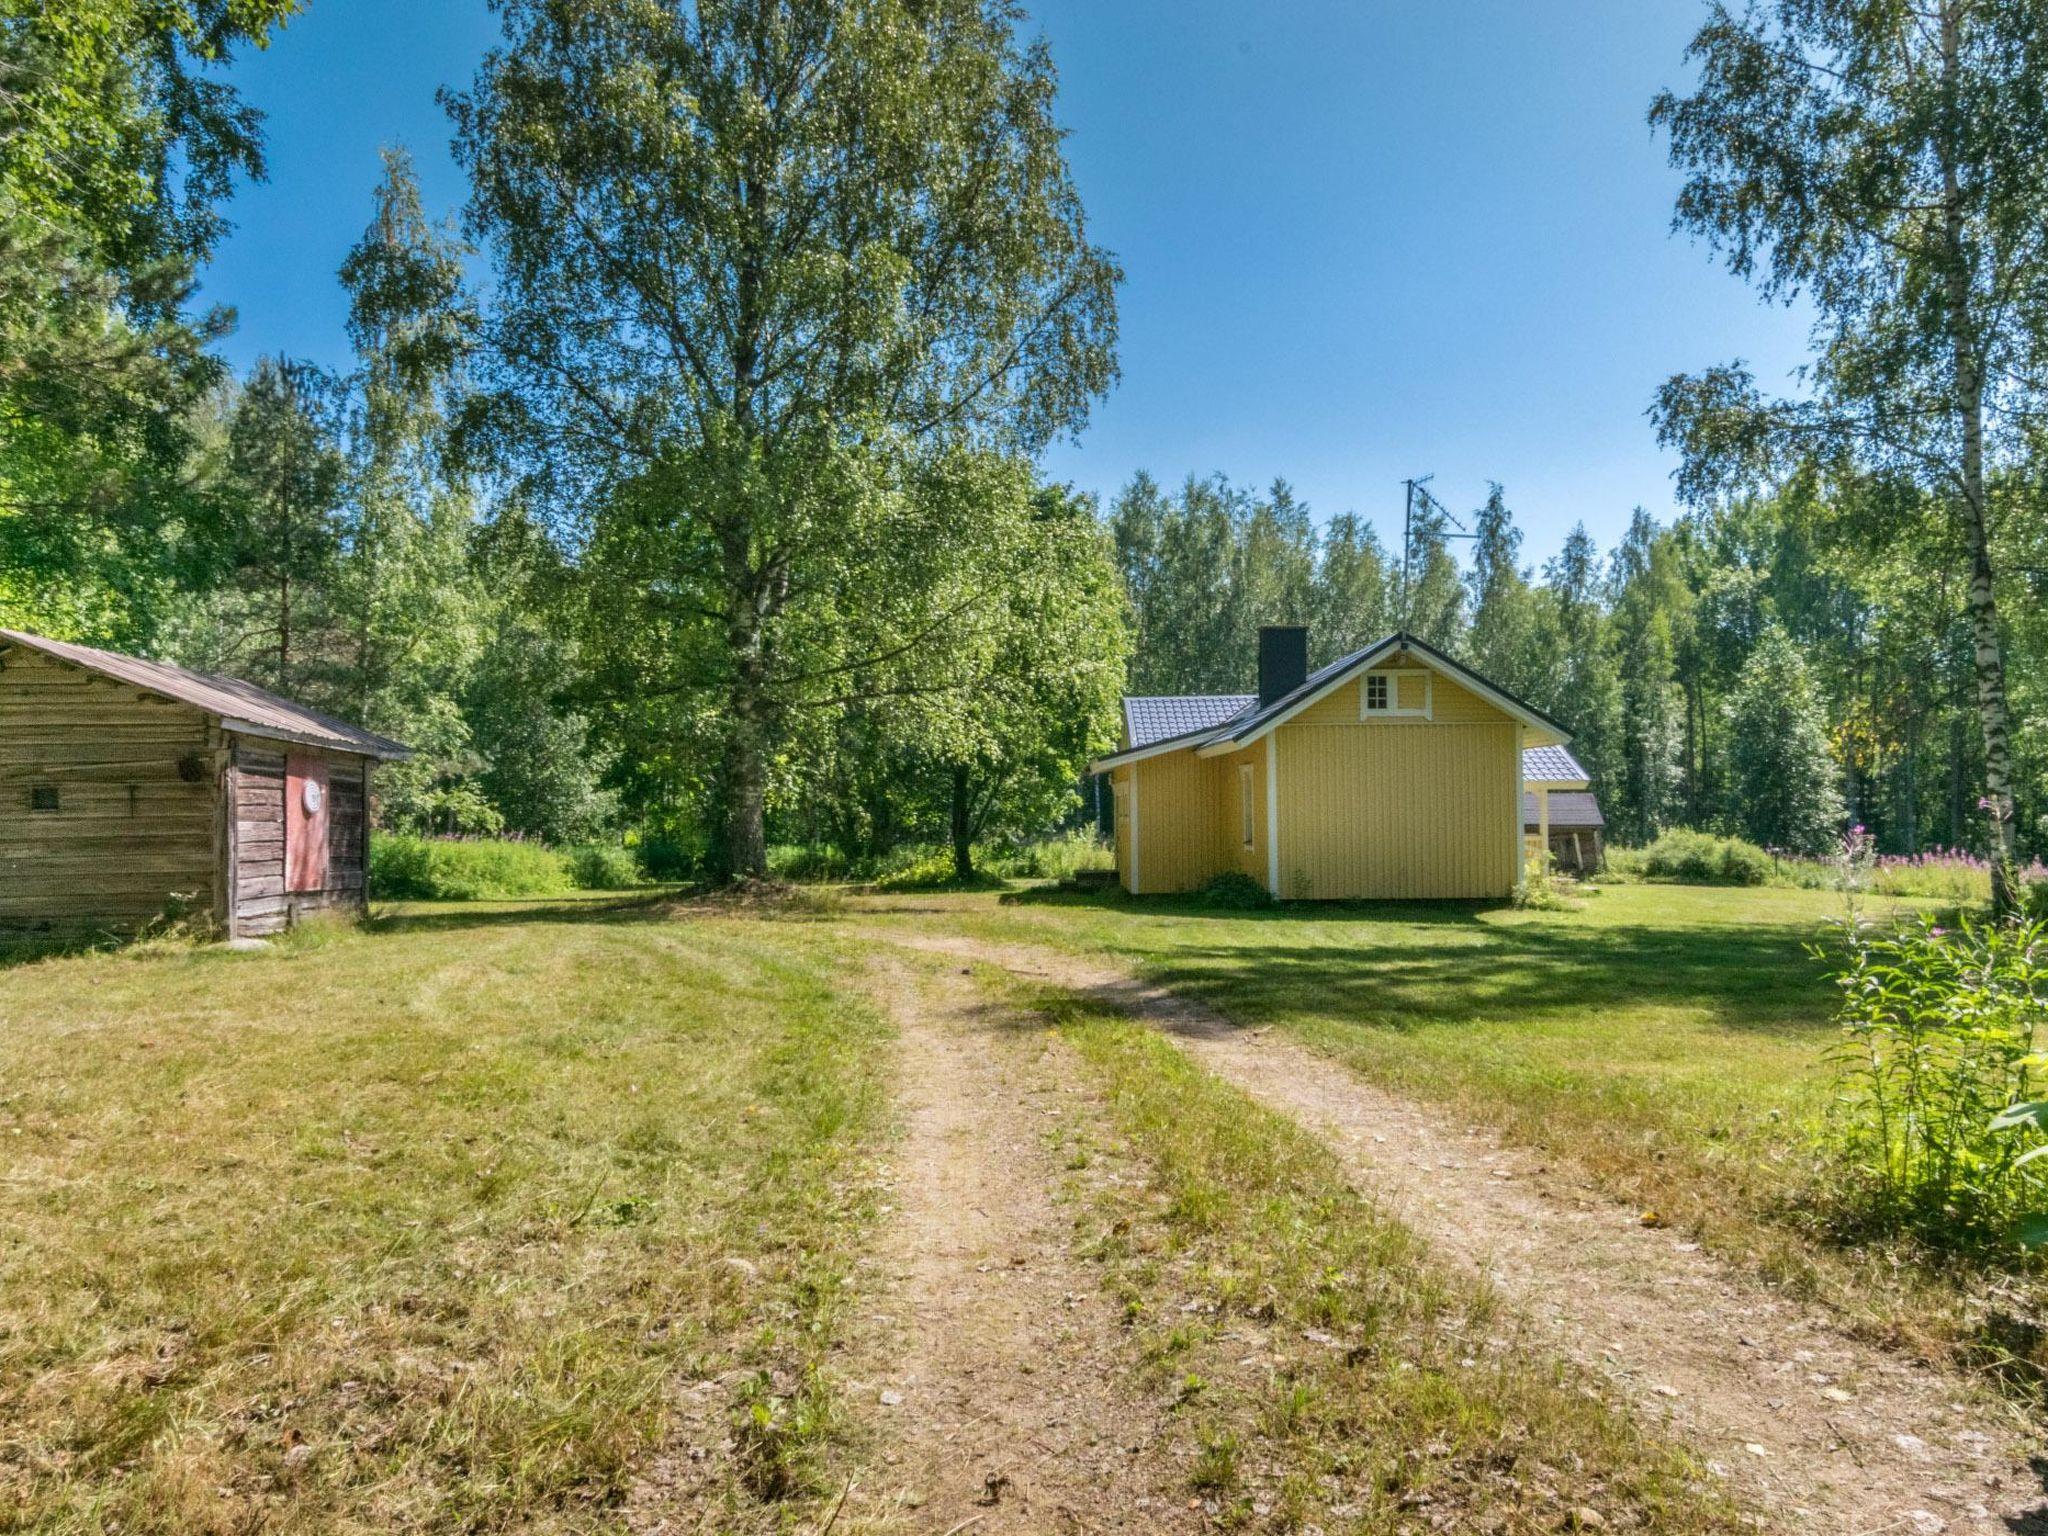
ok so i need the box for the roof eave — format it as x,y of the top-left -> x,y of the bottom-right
221,717 -> 412,761
1088,728 -> 1221,773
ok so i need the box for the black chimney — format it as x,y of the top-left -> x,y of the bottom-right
1257,625 -> 1309,707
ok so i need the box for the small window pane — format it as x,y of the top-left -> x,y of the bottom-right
1240,766 -> 1255,847
1365,675 -> 1390,711
30,785 -> 59,812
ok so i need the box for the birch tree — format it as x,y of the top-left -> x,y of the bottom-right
447,0 -> 1119,877
1652,0 -> 2048,910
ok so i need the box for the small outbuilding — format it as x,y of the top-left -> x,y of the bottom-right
0,629 -> 409,937
1520,743 -> 1605,875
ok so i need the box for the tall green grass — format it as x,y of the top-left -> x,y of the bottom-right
371,835 -> 646,900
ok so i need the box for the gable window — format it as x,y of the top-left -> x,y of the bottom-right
30,785 -> 59,812
1239,764 -> 1255,848
1361,669 -> 1433,720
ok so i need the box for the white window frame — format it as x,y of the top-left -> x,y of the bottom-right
1238,763 -> 1255,849
1360,668 -> 1432,720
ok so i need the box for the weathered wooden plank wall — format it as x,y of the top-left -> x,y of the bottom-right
0,645 -> 222,926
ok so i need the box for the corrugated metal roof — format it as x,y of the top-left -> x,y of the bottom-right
1521,744 -> 1587,783
1524,790 -> 1605,830
0,629 -> 411,760
1125,694 -> 1253,749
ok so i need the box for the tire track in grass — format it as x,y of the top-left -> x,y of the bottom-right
829,954 -> 1203,1534
886,931 -> 2048,1536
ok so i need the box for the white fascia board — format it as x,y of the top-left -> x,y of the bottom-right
1204,638 -> 1572,753
1088,734 -> 1218,774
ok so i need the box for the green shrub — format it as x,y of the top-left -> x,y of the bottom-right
1817,914 -> 2048,1249
766,844 -> 851,882
634,836 -> 700,883
871,847 -> 1006,892
370,835 -> 574,901
988,830 -> 1114,881
1636,829 -> 1773,886
566,843 -> 642,890
1192,871 -> 1274,909
1513,859 -> 1576,911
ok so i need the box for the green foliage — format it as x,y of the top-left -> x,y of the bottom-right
1723,628 -> 1845,855
635,836 -> 702,884
1193,871 -> 1275,910
450,0 -> 1120,877
565,843 -> 642,891
1513,861 -> 1577,911
871,849 -> 1006,893
807,479 -> 1128,881
369,835 -> 573,901
1652,0 -> 2048,906
1817,916 -> 2048,1249
1463,484 -> 1543,703
0,0 -> 299,645
1630,830 -> 1773,886
992,830 -> 1114,881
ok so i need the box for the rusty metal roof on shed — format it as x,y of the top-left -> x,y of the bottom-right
0,629 -> 411,760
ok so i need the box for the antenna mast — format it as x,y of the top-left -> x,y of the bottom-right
1398,474 -> 1475,626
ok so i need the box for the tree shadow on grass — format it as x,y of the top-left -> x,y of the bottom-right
997,884 -> 1840,1038
0,930 -> 127,973
362,885 -> 854,936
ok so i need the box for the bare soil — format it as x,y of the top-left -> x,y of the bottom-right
830,954 -> 1205,1534
887,930 -> 2048,1536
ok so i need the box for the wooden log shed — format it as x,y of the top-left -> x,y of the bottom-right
0,629 -> 409,938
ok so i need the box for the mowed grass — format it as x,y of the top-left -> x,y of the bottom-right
0,898 -> 888,1534
854,884 -> 1997,1339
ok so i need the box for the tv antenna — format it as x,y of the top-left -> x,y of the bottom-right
1399,475 -> 1475,623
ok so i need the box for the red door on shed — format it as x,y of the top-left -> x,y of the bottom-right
285,755 -> 331,893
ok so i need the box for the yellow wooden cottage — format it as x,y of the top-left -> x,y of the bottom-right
1091,627 -> 1589,900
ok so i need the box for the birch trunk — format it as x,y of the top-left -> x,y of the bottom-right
1941,2 -> 2021,914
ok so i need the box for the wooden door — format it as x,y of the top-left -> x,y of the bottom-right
285,755 -> 331,893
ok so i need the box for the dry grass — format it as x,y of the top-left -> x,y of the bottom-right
0,900 -> 888,1534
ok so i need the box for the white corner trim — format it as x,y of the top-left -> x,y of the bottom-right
1264,735 -> 1280,896
1129,769 -> 1141,895
1513,726 -> 1526,886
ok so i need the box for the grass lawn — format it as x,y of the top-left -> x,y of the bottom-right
849,882 -> 2032,1363
0,897 -> 887,1534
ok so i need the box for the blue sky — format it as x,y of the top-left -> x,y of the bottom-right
204,0 -> 1812,565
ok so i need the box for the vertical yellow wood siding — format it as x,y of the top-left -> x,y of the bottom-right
1211,744 -> 1264,884
1275,720 -> 1518,898
1124,747 -> 1224,893
1112,764 -> 1133,889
